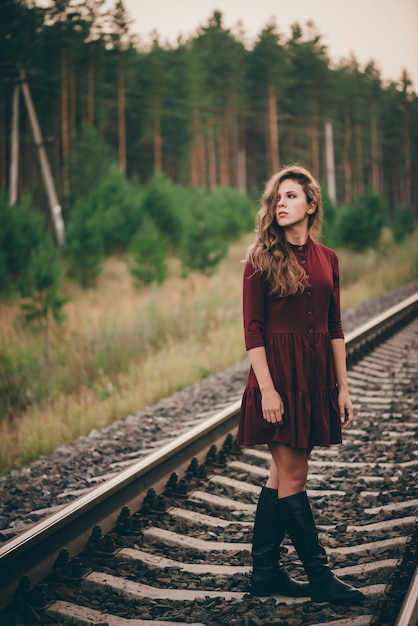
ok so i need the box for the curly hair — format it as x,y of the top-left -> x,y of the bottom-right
247,164 -> 323,297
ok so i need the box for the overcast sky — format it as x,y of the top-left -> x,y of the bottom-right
123,0 -> 418,90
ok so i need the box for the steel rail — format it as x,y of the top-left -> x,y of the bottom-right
344,292 -> 418,364
0,291 -> 417,613
396,564 -> 418,626
0,399 -> 241,607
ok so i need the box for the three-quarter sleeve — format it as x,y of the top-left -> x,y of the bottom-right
328,253 -> 344,339
243,260 -> 267,350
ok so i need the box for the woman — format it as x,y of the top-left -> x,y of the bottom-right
237,164 -> 364,606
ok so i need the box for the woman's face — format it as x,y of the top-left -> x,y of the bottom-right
275,178 -> 314,230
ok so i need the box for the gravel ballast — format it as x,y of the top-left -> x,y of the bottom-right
0,279 -> 417,542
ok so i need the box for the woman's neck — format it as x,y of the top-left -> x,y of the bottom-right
284,226 -> 309,246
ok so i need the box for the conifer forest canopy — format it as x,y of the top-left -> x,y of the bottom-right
1,0 -> 418,218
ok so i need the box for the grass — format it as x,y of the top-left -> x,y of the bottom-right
0,229 -> 417,474
339,229 -> 418,309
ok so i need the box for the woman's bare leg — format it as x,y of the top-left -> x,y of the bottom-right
268,443 -> 308,498
265,458 -> 279,490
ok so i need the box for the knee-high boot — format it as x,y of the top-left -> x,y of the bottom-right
250,485 -> 310,597
279,491 -> 364,605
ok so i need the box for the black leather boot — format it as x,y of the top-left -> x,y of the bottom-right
250,485 -> 310,597
280,491 -> 364,606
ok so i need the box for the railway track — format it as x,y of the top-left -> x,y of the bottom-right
0,293 -> 417,626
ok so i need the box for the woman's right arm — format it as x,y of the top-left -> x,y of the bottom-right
248,347 -> 285,424
243,261 -> 284,424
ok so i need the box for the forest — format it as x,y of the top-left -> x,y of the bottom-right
1,0 -> 417,216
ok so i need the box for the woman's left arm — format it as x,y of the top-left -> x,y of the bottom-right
328,251 -> 353,429
331,338 -> 354,429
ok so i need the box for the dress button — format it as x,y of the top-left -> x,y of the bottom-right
306,275 -> 310,279
298,246 -> 303,250
308,310 -> 313,316
309,329 -> 313,334
307,291 -> 312,297
301,259 -> 306,264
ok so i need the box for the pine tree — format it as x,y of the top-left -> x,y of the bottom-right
129,219 -> 168,287
19,238 -> 69,359
65,200 -> 104,288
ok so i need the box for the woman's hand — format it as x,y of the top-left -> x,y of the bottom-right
338,387 -> 354,429
261,388 -> 285,424
246,347 -> 284,425
331,339 -> 354,430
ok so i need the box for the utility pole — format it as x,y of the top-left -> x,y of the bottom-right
20,69 -> 65,246
9,84 -> 19,206
325,121 -> 336,205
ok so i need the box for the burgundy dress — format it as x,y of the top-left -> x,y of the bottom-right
237,238 -> 344,450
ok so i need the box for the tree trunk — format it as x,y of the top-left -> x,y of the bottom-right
237,149 -> 247,193
229,100 -> 239,187
88,49 -> 95,126
311,127 -> 319,180
69,50 -> 76,141
237,117 -> 247,193
54,103 -> 61,181
198,126 -> 206,186
311,96 -> 319,180
191,108 -> 199,186
9,85 -> 20,205
219,132 -> 229,185
267,82 -> 279,175
207,116 -> 217,190
403,107 -> 411,207
118,55 -> 126,174
342,107 -> 352,205
219,111 -> 230,186
153,105 -> 162,174
61,46 -> 70,201
354,123 -> 364,196
370,99 -> 380,192
393,178 -> 399,213
0,94 -> 6,191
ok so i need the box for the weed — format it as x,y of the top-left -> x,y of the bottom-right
0,231 -> 416,472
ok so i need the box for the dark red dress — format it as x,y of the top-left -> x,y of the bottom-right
237,238 -> 344,450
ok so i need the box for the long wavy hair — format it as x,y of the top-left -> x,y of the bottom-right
247,164 -> 323,297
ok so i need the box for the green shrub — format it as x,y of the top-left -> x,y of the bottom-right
69,124 -> 114,204
129,219 -> 168,287
178,189 -> 229,275
0,349 -> 41,419
141,173 -> 184,250
66,201 -> 104,288
392,205 -> 416,243
210,186 -> 256,241
334,190 -> 387,251
177,186 -> 255,275
87,166 -> 144,254
0,193 -> 48,297
19,237 -> 69,329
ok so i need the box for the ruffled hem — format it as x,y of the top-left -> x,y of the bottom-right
236,386 -> 342,449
